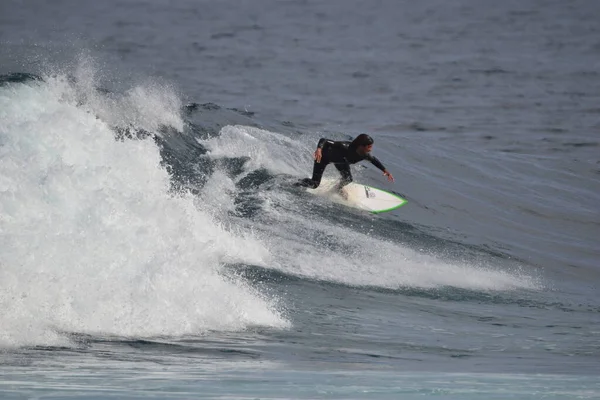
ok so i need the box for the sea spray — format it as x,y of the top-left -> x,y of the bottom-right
0,63 -> 288,348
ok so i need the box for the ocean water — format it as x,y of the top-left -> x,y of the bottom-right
1,0 -> 599,398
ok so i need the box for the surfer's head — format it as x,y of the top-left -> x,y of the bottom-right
351,134 -> 374,155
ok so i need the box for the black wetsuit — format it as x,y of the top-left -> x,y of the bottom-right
298,138 -> 386,189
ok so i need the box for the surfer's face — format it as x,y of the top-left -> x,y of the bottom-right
358,144 -> 373,155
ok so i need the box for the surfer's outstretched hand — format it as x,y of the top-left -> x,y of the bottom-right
384,170 -> 394,182
314,148 -> 322,163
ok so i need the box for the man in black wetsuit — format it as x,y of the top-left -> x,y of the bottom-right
297,133 -> 394,190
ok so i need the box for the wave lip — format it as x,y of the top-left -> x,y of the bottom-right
0,67 -> 288,348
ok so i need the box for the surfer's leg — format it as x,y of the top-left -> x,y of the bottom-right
333,163 -> 352,199
334,162 -> 353,188
296,160 -> 328,188
308,160 -> 328,188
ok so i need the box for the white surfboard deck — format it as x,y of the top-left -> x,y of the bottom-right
306,178 -> 407,214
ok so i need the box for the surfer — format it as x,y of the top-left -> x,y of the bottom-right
296,134 -> 394,191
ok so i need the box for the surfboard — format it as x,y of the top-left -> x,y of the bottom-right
306,178 -> 407,214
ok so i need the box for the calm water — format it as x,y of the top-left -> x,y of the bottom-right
1,0 -> 599,398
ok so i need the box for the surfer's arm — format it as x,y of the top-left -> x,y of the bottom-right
315,138 -> 335,163
316,138 -> 333,149
366,154 -> 386,172
367,155 -> 394,182
315,138 -> 328,163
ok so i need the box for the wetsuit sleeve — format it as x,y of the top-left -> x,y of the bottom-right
317,138 -> 331,149
366,154 -> 386,172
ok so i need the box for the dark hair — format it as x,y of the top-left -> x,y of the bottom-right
350,134 -> 374,148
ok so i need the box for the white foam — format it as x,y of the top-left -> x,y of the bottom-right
260,207 -> 539,291
0,66 -> 287,348
199,170 -> 237,217
202,125 -> 309,177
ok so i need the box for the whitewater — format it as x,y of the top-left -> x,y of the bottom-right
0,70 -> 290,347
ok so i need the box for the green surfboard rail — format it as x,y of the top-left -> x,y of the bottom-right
363,184 -> 408,214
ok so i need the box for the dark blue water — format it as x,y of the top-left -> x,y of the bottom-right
1,1 -> 599,398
